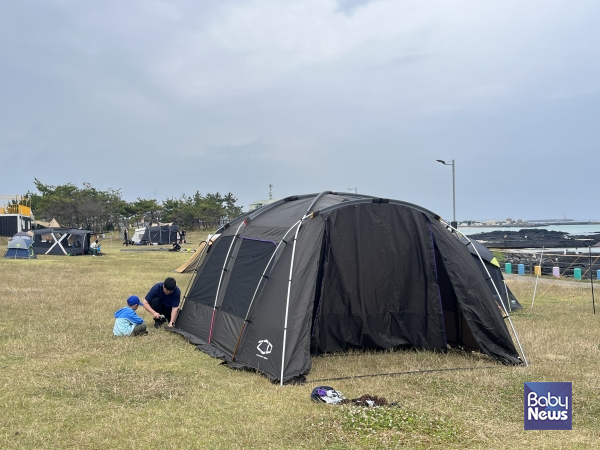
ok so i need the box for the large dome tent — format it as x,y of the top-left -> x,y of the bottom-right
173,192 -> 526,384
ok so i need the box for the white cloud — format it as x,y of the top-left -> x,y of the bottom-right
1,0 -> 599,219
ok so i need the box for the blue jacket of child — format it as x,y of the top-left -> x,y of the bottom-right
113,307 -> 144,336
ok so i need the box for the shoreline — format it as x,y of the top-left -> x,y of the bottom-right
459,222 -> 600,228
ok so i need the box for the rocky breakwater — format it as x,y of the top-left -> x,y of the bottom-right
467,228 -> 600,278
466,228 -> 600,249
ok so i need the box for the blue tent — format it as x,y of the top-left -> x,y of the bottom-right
4,237 -> 36,259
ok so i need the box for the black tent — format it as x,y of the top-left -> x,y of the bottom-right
460,238 -> 522,311
139,224 -> 179,245
174,192 -> 524,384
33,228 -> 92,255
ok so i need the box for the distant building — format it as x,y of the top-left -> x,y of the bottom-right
526,219 -> 575,224
249,198 -> 279,212
0,195 -> 35,236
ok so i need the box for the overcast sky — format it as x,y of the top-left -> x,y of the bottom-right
1,0 -> 599,221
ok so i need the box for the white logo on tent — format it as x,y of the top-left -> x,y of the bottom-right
256,339 -> 273,359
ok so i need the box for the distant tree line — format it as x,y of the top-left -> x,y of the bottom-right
26,179 -> 244,232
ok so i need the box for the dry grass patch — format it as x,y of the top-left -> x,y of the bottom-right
1,235 -> 600,448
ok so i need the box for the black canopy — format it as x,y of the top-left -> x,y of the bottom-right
139,224 -> 179,245
33,228 -> 92,255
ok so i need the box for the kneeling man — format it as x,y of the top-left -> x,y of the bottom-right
142,277 -> 181,328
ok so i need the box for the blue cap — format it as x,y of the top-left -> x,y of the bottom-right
127,295 -> 142,306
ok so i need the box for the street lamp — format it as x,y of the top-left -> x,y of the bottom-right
436,159 -> 457,230
348,187 -> 357,194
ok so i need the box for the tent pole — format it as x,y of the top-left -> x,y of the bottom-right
305,191 -> 332,214
590,246 -> 596,315
280,219 -> 304,386
445,220 -> 529,366
57,233 -> 68,255
47,231 -> 68,255
503,280 -> 511,313
531,247 -> 545,309
46,232 -> 59,255
208,221 -> 246,343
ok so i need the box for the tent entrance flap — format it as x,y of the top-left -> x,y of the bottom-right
210,238 -> 276,354
175,235 -> 234,342
310,205 -> 447,353
434,245 -> 480,351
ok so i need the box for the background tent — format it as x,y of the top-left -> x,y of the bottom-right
139,224 -> 179,245
33,228 -> 92,255
10,231 -> 33,240
460,238 -> 522,311
175,241 -> 207,273
131,227 -> 146,244
4,237 -> 36,259
174,192 -> 524,384
174,234 -> 220,273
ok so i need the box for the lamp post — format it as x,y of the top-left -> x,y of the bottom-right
436,159 -> 457,229
348,187 -> 357,194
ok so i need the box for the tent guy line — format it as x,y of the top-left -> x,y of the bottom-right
308,365 -> 499,383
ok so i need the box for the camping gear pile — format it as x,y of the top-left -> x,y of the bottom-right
173,192 -> 525,384
310,386 -> 393,407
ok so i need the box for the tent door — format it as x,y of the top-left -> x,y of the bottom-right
434,245 -> 480,351
309,229 -> 329,354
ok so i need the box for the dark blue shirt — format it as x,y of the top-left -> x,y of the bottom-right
145,282 -> 181,309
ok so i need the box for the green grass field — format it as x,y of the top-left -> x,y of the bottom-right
1,230 -> 599,449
